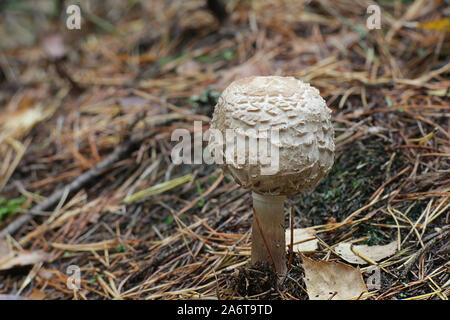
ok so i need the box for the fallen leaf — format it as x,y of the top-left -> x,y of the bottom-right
0,238 -> 49,271
0,251 -> 49,271
418,18 -> 450,32
302,256 -> 367,300
0,88 -> 67,145
285,228 -> 318,252
27,288 -> 46,300
334,241 -> 397,265
0,105 -> 46,142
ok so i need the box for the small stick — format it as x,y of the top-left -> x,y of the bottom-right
368,165 -> 411,202
401,229 -> 449,278
252,208 -> 277,273
0,122 -> 155,237
288,202 -> 294,271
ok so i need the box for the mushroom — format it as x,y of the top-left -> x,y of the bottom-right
208,76 -> 334,276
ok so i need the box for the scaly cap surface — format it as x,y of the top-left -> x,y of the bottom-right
209,76 -> 334,195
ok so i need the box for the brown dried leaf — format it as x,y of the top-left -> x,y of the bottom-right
302,256 -> 367,300
27,288 -> 46,300
334,241 -> 397,265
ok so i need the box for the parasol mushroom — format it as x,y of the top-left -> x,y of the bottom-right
208,76 -> 335,276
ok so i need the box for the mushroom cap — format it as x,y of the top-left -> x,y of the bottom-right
208,76 -> 335,196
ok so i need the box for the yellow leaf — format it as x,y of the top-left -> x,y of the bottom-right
418,18 -> 450,32
123,174 -> 193,204
408,129 -> 436,145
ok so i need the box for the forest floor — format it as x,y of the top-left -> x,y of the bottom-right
0,0 -> 448,300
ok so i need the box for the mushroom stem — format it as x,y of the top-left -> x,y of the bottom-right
251,192 -> 287,276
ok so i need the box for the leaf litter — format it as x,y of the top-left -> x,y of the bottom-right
0,0 -> 448,300
0,238 -> 49,271
301,255 -> 368,300
334,241 -> 398,265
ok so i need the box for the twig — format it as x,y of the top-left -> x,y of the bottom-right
0,128 -> 156,237
287,203 -> 294,271
252,208 -> 277,273
401,229 -> 450,278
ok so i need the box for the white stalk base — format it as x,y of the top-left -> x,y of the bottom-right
251,192 -> 287,276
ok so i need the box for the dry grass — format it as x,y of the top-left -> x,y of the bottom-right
0,0 -> 448,300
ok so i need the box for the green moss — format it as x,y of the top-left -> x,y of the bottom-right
0,196 -> 27,222
296,138 -> 407,228
365,227 -> 387,246
195,48 -> 235,63
195,180 -> 205,208
189,86 -> 220,109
